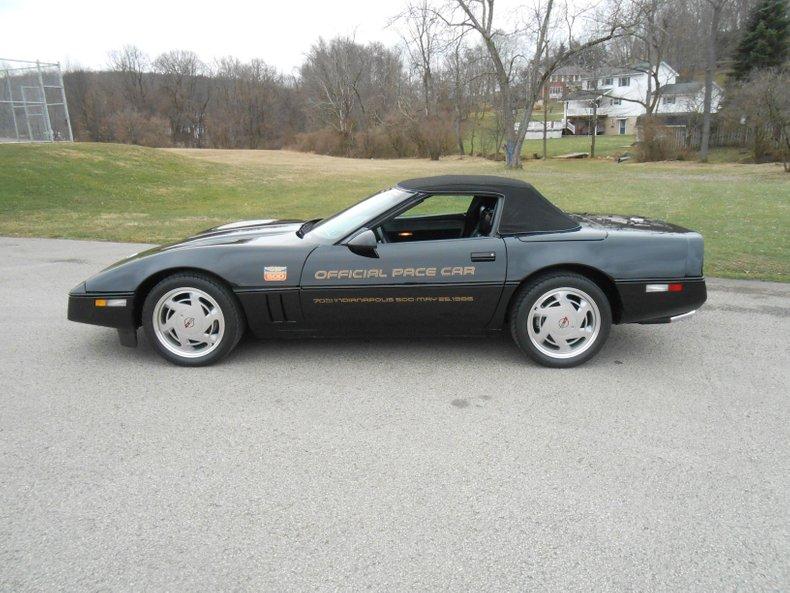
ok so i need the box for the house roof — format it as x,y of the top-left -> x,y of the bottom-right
581,61 -> 678,80
586,66 -> 633,78
656,81 -> 705,95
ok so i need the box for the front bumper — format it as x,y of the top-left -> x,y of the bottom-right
67,283 -> 136,330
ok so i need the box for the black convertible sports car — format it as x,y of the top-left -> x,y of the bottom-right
68,175 -> 706,367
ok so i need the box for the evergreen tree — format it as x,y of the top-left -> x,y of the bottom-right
731,0 -> 789,80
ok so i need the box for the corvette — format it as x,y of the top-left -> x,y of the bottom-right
68,175 -> 706,367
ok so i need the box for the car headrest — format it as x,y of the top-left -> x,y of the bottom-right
478,206 -> 494,236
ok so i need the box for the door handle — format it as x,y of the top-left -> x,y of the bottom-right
471,251 -> 496,262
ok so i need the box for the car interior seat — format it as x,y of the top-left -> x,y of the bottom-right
471,205 -> 495,237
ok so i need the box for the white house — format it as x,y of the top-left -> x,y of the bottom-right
562,62 -> 721,136
654,81 -> 723,115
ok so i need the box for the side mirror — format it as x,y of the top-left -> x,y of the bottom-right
346,228 -> 378,257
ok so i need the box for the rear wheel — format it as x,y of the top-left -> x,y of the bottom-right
142,273 -> 244,366
510,272 -> 611,368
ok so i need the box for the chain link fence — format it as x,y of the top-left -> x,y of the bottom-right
0,58 -> 73,142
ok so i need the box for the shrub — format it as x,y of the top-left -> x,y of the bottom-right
636,119 -> 684,161
109,111 -> 171,147
407,116 -> 453,161
292,124 -> 422,159
290,128 -> 349,156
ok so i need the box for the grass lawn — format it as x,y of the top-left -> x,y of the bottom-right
1,142 -> 788,281
463,116 -> 634,158
519,134 -> 634,158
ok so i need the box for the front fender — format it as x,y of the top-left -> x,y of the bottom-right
84,243 -> 315,293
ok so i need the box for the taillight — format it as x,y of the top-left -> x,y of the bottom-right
646,283 -> 684,293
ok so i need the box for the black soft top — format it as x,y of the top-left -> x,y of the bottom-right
397,175 -> 579,235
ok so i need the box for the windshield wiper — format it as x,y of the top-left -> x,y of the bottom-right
296,218 -> 322,238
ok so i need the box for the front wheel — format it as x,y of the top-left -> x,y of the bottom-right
142,273 -> 245,366
510,272 -> 611,368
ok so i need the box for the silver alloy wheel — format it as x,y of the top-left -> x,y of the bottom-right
527,287 -> 601,359
152,287 -> 225,358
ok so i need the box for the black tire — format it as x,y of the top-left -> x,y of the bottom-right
509,272 -> 611,368
142,273 -> 245,366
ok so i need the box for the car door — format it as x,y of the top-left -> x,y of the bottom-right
300,194 -> 507,335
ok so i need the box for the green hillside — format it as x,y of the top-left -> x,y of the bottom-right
0,142 -> 788,281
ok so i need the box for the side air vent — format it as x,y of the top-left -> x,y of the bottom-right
261,293 -> 298,324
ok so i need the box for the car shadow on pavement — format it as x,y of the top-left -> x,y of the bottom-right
79,323 -> 662,369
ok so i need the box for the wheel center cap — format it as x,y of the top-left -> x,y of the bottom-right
183,317 -> 195,329
558,315 -> 571,329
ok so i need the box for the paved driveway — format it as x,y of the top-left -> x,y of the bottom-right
1,237 -> 788,593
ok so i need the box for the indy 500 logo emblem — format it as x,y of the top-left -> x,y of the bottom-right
264,266 -> 287,281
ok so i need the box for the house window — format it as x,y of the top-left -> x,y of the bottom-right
663,96 -> 676,105
611,98 -> 622,105
602,77 -> 613,86
618,76 -> 630,87
618,119 -> 627,135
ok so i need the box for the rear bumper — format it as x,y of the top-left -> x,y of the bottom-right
670,310 -> 696,322
615,278 -> 706,324
67,283 -> 136,330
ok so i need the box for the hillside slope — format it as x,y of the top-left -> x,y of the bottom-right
0,142 -> 787,280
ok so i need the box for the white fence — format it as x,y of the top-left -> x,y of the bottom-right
515,120 -> 565,138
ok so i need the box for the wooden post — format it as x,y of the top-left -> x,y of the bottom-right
542,81 -> 549,159
590,99 -> 598,158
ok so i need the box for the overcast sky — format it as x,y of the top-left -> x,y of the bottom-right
0,0 -> 414,73
0,0 -> 534,73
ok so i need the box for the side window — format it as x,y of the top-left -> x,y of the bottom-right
379,194 -> 498,243
395,194 -> 474,219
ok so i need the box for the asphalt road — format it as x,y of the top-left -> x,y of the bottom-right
1,236 -> 788,593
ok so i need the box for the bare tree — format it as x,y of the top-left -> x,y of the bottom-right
63,69 -> 107,141
461,42 -> 498,155
448,0 -> 629,168
212,57 -> 287,148
445,35 -> 472,154
724,67 -> 790,170
700,0 -> 729,162
398,1 -> 444,117
301,37 -> 402,154
108,45 -> 151,113
154,50 -> 211,147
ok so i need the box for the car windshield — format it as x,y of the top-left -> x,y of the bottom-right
307,187 -> 413,242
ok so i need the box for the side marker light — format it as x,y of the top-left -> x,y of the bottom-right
95,298 -> 127,307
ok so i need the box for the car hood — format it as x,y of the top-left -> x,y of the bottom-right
101,218 -> 307,271
164,217 -> 305,247
197,218 -> 305,237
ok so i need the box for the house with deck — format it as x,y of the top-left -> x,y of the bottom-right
562,62 -> 722,136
